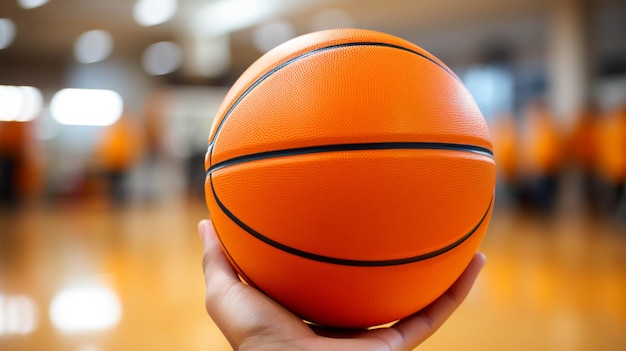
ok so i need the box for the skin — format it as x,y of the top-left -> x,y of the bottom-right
199,219 -> 486,351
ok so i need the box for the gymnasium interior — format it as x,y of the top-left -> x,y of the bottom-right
1,0 -> 625,350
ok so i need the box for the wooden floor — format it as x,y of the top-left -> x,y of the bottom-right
0,199 -> 625,351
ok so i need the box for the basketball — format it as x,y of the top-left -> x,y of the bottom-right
204,29 -> 496,328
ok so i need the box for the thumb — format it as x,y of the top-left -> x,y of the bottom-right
198,219 -> 238,282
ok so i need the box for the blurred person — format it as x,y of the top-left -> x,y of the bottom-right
518,99 -> 564,215
0,121 -> 41,207
198,220 -> 486,351
0,121 -> 26,206
491,112 -> 520,208
94,112 -> 145,207
140,88 -> 169,203
594,103 -> 626,218
567,103 -> 601,214
186,144 -> 207,201
183,117 -> 211,201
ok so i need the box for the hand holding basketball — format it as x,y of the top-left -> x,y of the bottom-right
200,220 -> 486,351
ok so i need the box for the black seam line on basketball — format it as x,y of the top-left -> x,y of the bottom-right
206,142 -> 493,175
211,220 -> 265,292
207,41 -> 458,164
210,172 -> 493,267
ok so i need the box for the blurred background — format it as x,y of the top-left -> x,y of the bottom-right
0,0 -> 625,350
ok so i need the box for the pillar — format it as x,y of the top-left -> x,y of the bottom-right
547,0 -> 590,125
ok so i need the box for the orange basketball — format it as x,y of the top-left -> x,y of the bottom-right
204,29 -> 495,328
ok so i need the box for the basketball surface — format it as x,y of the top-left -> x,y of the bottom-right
204,28 -> 496,328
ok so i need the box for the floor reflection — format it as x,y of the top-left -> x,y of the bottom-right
50,280 -> 121,333
0,294 -> 37,336
0,200 -> 625,351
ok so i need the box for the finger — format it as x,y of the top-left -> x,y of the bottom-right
199,219 -> 237,283
369,252 -> 486,350
199,220 -> 249,345
199,220 -> 311,347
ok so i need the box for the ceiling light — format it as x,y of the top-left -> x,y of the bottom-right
0,18 -> 16,50
17,0 -> 49,10
0,85 -> 43,122
74,30 -> 114,64
192,0 -> 281,37
142,41 -> 182,75
133,0 -> 178,27
50,89 -> 123,126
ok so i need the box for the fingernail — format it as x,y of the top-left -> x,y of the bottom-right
476,252 -> 487,268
